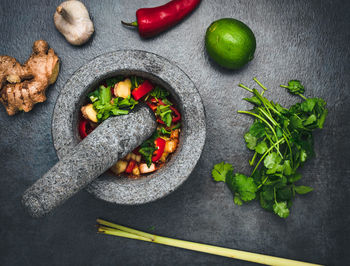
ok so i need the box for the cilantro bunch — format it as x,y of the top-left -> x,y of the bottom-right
212,79 -> 328,218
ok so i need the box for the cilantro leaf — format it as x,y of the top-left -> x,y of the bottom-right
273,201 -> 290,218
211,162 -> 233,182
255,141 -> 268,154
283,160 -> 293,175
249,120 -> 266,138
260,192 -> 274,211
226,173 -> 257,202
303,114 -> 317,126
99,85 -> 111,105
264,152 -> 282,169
243,96 -> 262,106
281,80 -> 305,95
234,195 -> 243,205
288,173 -> 302,183
294,185 -> 313,194
244,132 -> 257,150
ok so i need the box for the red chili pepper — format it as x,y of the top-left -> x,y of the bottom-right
152,138 -> 166,162
132,80 -> 154,100
121,0 -> 201,38
125,160 -> 136,174
79,119 -> 89,139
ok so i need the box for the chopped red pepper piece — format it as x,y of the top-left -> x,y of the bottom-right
157,118 -> 165,125
79,119 -> 89,139
132,80 -> 154,100
157,99 -> 181,123
146,102 -> 157,112
125,160 -> 136,174
152,138 -> 166,162
170,106 -> 181,122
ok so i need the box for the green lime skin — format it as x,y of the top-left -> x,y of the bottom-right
205,18 -> 256,70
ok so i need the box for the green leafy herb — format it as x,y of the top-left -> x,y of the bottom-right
159,127 -> 171,136
273,201 -> 290,218
150,86 -> 170,99
139,132 -> 159,167
212,78 -> 328,218
211,162 -> 233,182
294,185 -> 313,194
89,85 -> 138,122
156,105 -> 173,127
280,80 -> 305,95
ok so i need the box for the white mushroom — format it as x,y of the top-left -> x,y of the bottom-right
54,0 -> 94,46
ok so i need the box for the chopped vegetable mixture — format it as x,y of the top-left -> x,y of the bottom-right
79,76 -> 181,178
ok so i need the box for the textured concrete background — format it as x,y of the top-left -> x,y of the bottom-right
0,0 -> 349,265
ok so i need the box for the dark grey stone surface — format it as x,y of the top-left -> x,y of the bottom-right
52,50 -> 206,205
0,0 -> 349,265
23,105 -> 157,217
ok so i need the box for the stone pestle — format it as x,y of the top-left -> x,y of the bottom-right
22,105 -> 156,218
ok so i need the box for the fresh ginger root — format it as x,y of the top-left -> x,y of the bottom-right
0,40 -> 60,115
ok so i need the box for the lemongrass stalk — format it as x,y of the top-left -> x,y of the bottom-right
98,226 -> 150,241
97,218 -> 154,240
97,222 -> 322,266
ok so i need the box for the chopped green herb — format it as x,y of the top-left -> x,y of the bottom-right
139,132 -> 159,167
150,86 -> 170,99
159,127 -> 171,136
89,84 -> 138,122
156,105 -> 173,127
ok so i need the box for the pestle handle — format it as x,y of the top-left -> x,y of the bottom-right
22,105 -> 156,217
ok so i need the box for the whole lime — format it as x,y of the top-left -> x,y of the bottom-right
205,18 -> 256,70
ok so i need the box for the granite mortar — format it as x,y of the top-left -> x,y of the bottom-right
52,50 -> 206,204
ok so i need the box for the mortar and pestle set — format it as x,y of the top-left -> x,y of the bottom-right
22,50 -> 206,217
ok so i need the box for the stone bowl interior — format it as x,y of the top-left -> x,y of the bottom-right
52,50 -> 206,205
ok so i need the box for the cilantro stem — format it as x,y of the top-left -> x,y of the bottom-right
274,187 -> 277,204
258,107 -> 278,127
249,151 -> 258,166
251,138 -> 285,177
253,78 -> 268,91
283,134 -> 294,167
299,94 -> 308,101
238,110 -> 282,156
238,83 -> 253,92
257,176 -> 269,189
